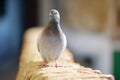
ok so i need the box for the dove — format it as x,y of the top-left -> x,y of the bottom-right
37,9 -> 67,68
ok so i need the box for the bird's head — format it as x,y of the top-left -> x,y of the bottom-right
49,9 -> 60,22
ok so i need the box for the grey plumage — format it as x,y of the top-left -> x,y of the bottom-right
37,9 -> 67,65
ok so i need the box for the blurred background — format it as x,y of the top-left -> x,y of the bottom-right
0,0 -> 120,80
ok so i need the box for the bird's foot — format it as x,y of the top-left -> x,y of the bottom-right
39,61 -> 47,67
55,63 -> 63,68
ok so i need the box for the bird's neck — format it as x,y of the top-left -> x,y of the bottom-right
47,19 -> 61,33
51,18 -> 60,23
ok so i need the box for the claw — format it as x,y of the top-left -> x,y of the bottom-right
55,63 -> 58,68
39,61 -> 47,67
55,61 -> 62,68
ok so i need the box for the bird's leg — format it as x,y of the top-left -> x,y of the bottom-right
55,60 -> 62,68
39,61 -> 47,67
55,60 -> 58,68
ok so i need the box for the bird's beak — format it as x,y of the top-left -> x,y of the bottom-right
49,13 -> 52,16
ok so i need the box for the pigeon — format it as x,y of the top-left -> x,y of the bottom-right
37,9 -> 67,68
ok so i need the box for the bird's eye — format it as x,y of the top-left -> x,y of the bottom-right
53,11 -> 57,15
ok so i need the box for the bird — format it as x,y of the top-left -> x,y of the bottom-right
37,9 -> 67,68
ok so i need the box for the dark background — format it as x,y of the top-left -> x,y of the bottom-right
0,0 -> 39,80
